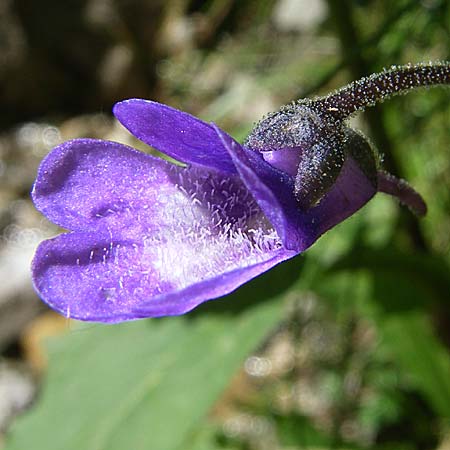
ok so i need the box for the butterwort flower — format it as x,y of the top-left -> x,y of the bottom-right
31,62 -> 449,322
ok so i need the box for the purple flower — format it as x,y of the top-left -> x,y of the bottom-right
31,62 -> 449,322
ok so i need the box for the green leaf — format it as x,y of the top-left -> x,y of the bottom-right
324,247 -> 450,418
381,312 -> 450,418
5,256 -> 301,450
330,245 -> 450,311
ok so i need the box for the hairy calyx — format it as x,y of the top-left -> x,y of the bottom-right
245,61 -> 450,213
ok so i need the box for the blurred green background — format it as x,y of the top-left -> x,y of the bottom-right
0,0 -> 449,449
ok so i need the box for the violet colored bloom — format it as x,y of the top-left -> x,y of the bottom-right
31,62 -> 449,322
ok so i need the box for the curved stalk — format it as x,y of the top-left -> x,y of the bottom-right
314,62 -> 450,119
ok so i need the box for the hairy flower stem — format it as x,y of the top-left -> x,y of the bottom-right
314,62 -> 450,119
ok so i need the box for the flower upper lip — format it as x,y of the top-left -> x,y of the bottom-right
113,99 -> 237,174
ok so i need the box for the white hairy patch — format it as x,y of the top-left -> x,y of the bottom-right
141,166 -> 283,290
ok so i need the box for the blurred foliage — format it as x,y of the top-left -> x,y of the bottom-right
4,259 -> 301,450
1,0 -> 449,449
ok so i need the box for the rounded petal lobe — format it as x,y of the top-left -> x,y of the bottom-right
113,99 -> 236,173
32,231 -> 296,323
32,139 -> 195,232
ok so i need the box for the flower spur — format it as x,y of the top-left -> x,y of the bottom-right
31,62 -> 449,322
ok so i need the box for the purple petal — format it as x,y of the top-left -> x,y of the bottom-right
113,99 -> 236,173
312,157 -> 377,233
32,139 -> 187,232
32,229 -> 295,323
214,126 -> 376,251
261,148 -> 302,176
